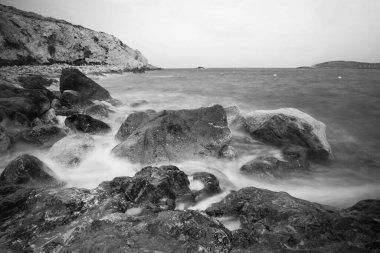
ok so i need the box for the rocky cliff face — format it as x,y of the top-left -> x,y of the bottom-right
0,4 -> 149,68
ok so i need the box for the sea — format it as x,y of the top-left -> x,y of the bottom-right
1,68 -> 380,208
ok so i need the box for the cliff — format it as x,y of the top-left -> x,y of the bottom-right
312,61 -> 380,69
0,4 -> 149,68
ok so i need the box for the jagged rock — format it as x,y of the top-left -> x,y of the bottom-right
40,108 -> 58,124
112,105 -> 231,164
0,4 -> 149,67
191,172 -> 221,201
65,114 -> 111,134
0,154 -> 61,186
60,68 -> 111,104
206,187 -> 380,252
17,124 -> 68,147
48,134 -> 95,166
244,108 -> 332,161
0,126 -> 11,152
240,146 -> 309,179
83,103 -> 114,118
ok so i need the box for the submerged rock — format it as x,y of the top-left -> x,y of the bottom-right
112,105 -> 231,164
245,108 -> 332,161
0,154 -> 61,186
48,134 -> 95,166
65,114 -> 111,134
206,187 -> 380,252
240,146 -> 309,179
60,68 -> 112,104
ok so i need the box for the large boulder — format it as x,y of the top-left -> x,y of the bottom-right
240,146 -> 310,179
65,114 -> 111,134
244,108 -> 332,160
206,187 -> 380,252
0,154 -> 61,187
48,134 -> 95,166
112,105 -> 232,164
60,68 -> 112,104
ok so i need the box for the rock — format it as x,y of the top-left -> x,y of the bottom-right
65,114 -> 111,134
62,89 -> 83,105
244,108 -> 332,161
206,187 -> 380,252
83,103 -> 114,118
17,124 -> 68,147
130,99 -> 148,107
48,134 -> 95,166
345,199 -> 380,219
40,108 -> 58,124
0,4 -> 149,68
18,75 -> 53,89
0,105 -> 30,131
191,172 -> 221,201
0,126 -> 11,152
219,145 -> 238,160
60,68 -> 112,104
115,110 -> 152,141
98,165 -> 194,211
112,105 -> 231,164
0,154 -> 61,186
240,146 -> 309,179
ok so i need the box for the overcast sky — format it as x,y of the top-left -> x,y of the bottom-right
1,0 -> 380,68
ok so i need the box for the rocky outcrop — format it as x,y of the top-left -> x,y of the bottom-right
0,154 -> 61,186
112,105 -> 231,164
245,108 -> 332,160
240,146 -> 310,179
206,187 -> 380,252
0,4 -> 149,68
313,61 -> 380,69
65,114 -> 111,134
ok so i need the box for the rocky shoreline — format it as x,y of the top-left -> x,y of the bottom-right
0,66 -> 379,252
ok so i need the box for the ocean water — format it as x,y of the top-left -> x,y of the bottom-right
1,68 -> 380,208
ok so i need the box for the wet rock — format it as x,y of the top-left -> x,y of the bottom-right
40,108 -> 58,124
244,108 -> 333,161
17,124 -> 68,147
0,154 -> 61,186
240,146 -> 310,179
112,105 -> 231,164
48,134 -> 95,166
55,108 -> 79,116
65,114 -> 111,134
61,89 -> 83,105
115,110 -> 152,141
206,187 -> 380,252
0,126 -> 11,152
225,105 -> 246,131
60,68 -> 112,104
191,172 -> 221,201
18,75 -> 53,88
83,103 -> 114,118
130,99 -> 148,107
219,145 -> 238,160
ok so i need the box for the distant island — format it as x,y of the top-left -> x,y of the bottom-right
298,61 -> 380,69
196,66 -> 205,69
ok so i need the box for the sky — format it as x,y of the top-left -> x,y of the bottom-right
1,0 -> 380,68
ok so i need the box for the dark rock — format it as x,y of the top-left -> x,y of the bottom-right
60,68 -> 112,104
83,103 -> 114,118
0,126 -> 11,152
115,110 -> 152,141
55,108 -> 79,116
245,108 -> 333,161
191,172 -> 221,201
61,89 -> 83,105
18,75 -> 53,88
240,146 -> 310,179
0,105 -> 30,131
0,154 -> 61,187
345,199 -> 380,219
17,124 -> 68,147
206,187 -> 380,252
65,114 -> 111,134
112,105 -> 231,164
